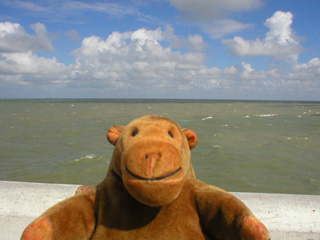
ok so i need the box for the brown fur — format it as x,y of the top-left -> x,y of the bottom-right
21,115 -> 269,240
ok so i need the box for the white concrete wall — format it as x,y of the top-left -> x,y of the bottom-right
233,192 -> 320,240
0,181 -> 80,240
0,181 -> 319,240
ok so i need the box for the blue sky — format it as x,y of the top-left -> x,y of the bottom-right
0,0 -> 319,100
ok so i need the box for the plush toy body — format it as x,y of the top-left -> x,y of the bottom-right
22,115 -> 270,240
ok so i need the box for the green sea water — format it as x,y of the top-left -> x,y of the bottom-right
0,99 -> 319,195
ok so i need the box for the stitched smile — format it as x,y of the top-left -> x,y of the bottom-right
125,166 -> 182,181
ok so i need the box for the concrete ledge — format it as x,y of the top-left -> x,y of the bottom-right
0,181 -> 80,240
232,192 -> 320,240
0,181 -> 319,240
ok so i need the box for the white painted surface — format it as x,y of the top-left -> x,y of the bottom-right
233,192 -> 320,239
0,181 -> 80,240
0,181 -> 319,240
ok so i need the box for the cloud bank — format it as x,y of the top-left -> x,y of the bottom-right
0,12 -> 319,100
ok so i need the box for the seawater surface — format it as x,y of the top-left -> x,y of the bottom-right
0,99 -> 319,195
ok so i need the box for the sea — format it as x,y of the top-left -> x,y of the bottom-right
0,99 -> 319,195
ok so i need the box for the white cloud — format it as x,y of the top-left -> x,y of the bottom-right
0,50 -> 69,91
167,0 -> 262,21
0,52 -> 67,75
242,62 -> 254,73
223,11 -> 301,61
240,62 -> 268,81
0,22 -> 319,100
70,28 -> 209,91
269,58 -> 320,97
70,28 -> 294,96
0,22 -> 54,53
203,19 -> 253,39
265,12 -> 293,44
162,25 -> 208,51
187,34 -> 207,51
288,58 -> 320,81
0,22 -> 67,87
224,66 -> 239,75
130,28 -> 163,45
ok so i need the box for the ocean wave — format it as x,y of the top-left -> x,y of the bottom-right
286,137 -> 309,141
254,114 -> 277,117
212,145 -> 222,148
70,154 -> 97,162
201,116 -> 212,121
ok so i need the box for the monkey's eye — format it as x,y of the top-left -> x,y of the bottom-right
168,130 -> 174,138
132,129 -> 138,136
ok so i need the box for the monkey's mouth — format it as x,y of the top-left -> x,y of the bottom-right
125,166 -> 182,181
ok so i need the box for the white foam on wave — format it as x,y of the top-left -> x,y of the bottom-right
201,116 -> 212,121
212,145 -> 222,148
254,114 -> 277,117
84,154 -> 96,159
70,154 -> 97,163
286,136 -> 309,141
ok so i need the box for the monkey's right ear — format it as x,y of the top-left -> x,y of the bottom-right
106,125 -> 125,146
183,128 -> 198,150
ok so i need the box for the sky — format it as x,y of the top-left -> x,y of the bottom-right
0,0 -> 320,100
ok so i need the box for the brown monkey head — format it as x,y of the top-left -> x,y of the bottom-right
106,115 -> 197,207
